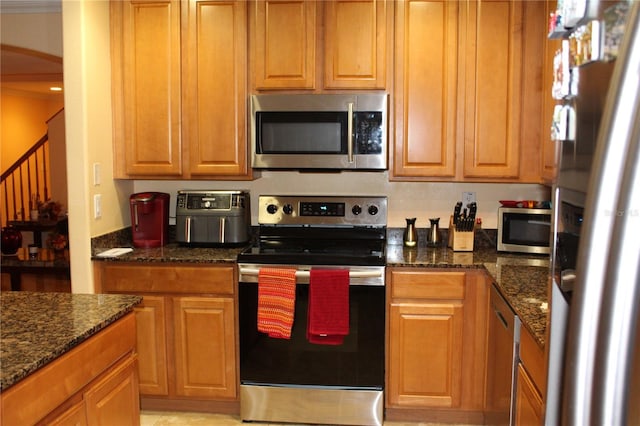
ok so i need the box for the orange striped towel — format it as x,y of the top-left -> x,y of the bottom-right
257,268 -> 297,339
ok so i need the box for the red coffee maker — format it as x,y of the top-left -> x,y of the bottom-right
130,192 -> 170,248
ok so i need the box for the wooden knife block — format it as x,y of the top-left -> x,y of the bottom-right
448,216 -> 475,252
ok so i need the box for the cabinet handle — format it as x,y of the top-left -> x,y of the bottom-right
494,306 -> 509,330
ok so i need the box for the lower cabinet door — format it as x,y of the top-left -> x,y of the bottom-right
84,355 -> 140,426
135,296 -> 169,396
173,296 -> 237,399
515,364 -> 543,426
388,301 -> 464,407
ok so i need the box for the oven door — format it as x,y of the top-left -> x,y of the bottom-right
238,265 -> 385,389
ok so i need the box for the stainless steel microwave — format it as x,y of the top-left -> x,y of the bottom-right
498,207 -> 552,254
250,94 -> 388,170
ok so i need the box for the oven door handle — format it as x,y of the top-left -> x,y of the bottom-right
238,267 -> 383,279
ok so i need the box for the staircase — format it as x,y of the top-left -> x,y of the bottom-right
1,109 -> 67,247
1,132 -> 63,246
1,110 -> 70,292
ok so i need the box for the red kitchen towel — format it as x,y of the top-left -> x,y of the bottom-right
307,268 -> 350,345
257,268 -> 297,339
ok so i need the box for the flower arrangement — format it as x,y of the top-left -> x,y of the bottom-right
47,232 -> 68,251
39,200 -> 64,220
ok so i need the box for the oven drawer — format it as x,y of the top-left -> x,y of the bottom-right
389,270 -> 466,299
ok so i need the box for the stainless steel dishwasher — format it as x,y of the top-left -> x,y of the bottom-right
485,284 -> 521,425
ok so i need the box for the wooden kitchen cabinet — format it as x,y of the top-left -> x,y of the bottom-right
110,0 -> 181,177
95,263 -> 239,412
515,364 -> 544,426
392,0 -> 458,178
173,296 -> 237,398
251,0 -> 316,89
386,268 -> 489,424
2,314 -> 140,426
323,0 -> 389,89
461,0 -> 524,179
83,354 -> 141,425
134,295 -> 169,396
110,0 -> 250,179
515,325 -> 546,425
251,0 -> 391,91
392,0 -> 547,182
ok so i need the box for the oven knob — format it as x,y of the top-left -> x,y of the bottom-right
352,205 -> 362,215
204,200 -> 211,208
368,205 -> 379,215
266,204 -> 278,214
283,204 -> 294,215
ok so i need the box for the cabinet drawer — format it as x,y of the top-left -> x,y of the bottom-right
519,326 -> 546,396
389,270 -> 465,299
101,264 -> 234,295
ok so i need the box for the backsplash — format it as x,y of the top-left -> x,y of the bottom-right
133,172 -> 551,229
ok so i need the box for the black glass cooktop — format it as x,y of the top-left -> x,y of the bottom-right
237,226 -> 386,266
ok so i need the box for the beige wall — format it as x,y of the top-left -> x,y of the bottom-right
1,91 -> 63,170
1,91 -> 63,227
63,0 -> 133,293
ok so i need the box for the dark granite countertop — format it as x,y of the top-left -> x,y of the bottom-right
0,292 -> 142,391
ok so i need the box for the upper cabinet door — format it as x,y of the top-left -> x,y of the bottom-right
113,0 -> 182,177
323,0 -> 389,89
392,0 -> 458,178
461,0 -> 523,179
252,0 -> 317,90
182,0 -> 249,178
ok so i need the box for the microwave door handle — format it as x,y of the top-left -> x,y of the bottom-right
185,216 -> 192,243
347,102 -> 354,163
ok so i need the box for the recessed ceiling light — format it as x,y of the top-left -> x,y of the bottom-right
49,86 -> 63,92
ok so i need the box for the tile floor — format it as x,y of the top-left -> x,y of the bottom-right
140,411 -> 462,426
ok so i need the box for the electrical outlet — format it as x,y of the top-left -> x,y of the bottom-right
94,194 -> 102,219
462,191 -> 476,207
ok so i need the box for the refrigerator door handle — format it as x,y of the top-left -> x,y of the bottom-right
592,96 -> 640,426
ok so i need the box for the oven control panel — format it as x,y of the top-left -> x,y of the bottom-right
259,195 -> 387,226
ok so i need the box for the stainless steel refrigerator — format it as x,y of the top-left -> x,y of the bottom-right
546,1 -> 640,424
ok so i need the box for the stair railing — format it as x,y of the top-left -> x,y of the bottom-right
1,133 -> 50,228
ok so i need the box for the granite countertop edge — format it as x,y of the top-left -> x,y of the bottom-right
0,292 -> 142,391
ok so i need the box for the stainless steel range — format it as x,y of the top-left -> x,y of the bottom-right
237,195 -> 387,426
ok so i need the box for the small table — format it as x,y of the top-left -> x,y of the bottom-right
1,247 -> 70,291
